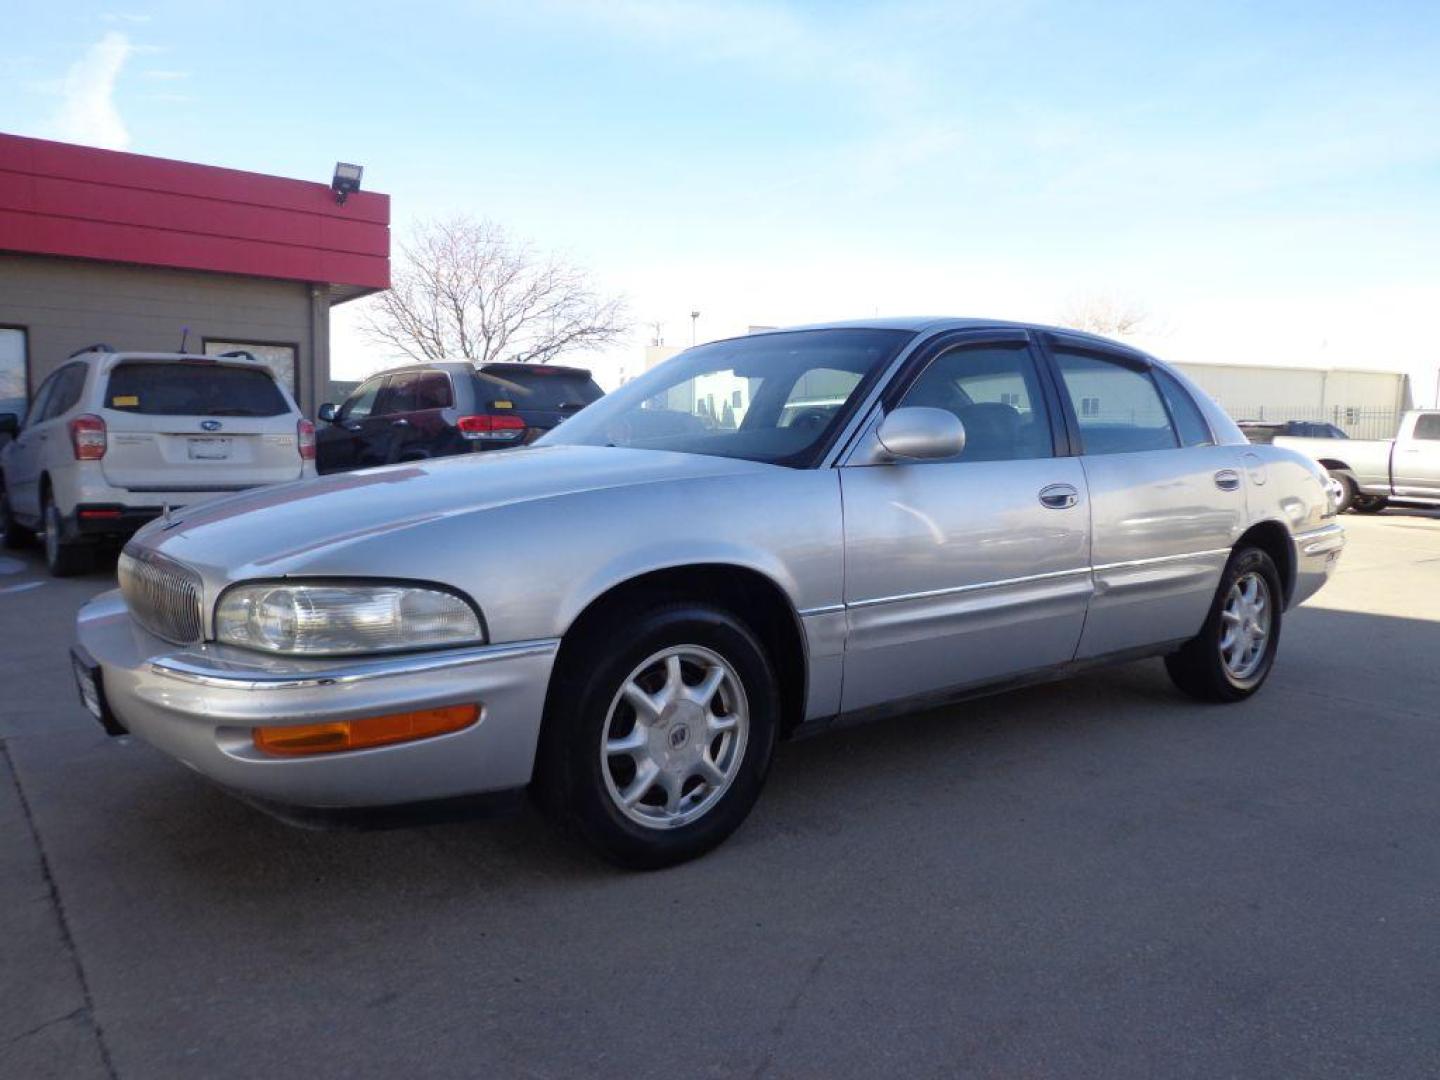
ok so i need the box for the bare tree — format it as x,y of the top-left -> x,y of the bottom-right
1057,293 -> 1149,338
364,216 -> 628,366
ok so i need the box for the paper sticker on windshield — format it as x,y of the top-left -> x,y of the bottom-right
493,400 -> 513,409
112,395 -> 139,407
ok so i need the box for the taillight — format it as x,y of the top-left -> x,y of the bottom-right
69,414 -> 107,460
457,414 -> 526,441
297,418 -> 316,460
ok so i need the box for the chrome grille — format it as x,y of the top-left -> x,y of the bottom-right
117,549 -> 205,645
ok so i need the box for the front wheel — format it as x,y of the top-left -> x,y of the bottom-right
535,603 -> 779,869
1165,546 -> 1283,703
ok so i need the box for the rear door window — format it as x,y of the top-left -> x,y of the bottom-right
1053,350 -> 1179,455
375,373 -> 417,416
105,362 -> 288,417
39,364 -> 87,422
23,372 -> 59,428
1414,414 -> 1440,440
412,371 -> 453,410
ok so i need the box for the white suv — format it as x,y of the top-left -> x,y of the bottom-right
0,346 -> 316,576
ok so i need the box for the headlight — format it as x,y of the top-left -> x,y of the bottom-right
214,581 -> 485,656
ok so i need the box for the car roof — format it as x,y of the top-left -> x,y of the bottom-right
723,316 -> 1153,355
479,362 -> 593,377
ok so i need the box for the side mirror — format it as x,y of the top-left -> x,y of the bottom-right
0,413 -> 18,437
317,403 -> 337,423
873,407 -> 966,461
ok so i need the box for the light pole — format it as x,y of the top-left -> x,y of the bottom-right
690,310 -> 700,347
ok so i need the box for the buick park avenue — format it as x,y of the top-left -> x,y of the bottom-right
73,320 -> 1344,867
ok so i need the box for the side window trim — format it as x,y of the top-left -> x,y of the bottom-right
881,329 -> 1068,459
1040,337 -> 1183,456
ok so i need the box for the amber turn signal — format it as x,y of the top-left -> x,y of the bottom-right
252,704 -> 479,756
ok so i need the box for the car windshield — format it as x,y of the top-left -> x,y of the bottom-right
538,328 -> 913,466
105,362 -> 289,417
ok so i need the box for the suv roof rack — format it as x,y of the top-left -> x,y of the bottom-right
68,343 -> 116,359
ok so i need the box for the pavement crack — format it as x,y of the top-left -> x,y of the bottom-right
0,738 -> 119,1079
5,1006 -> 88,1047
750,952 -> 827,1080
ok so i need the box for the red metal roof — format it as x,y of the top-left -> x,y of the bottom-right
0,132 -> 389,300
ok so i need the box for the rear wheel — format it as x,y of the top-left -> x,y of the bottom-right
535,603 -> 778,869
1165,546 -> 1282,703
1350,491 -> 1389,514
42,495 -> 93,577
0,490 -> 34,549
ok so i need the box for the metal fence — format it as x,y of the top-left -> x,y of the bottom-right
1221,404 -> 1402,440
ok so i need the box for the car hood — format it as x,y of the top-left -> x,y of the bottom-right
136,444 -> 772,575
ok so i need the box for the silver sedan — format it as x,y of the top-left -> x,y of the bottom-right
73,319 -> 1345,866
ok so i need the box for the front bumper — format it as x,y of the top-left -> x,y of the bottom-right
74,590 -> 558,809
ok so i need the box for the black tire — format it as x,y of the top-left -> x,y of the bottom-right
1165,546 -> 1283,703
534,602 -> 779,869
42,494 -> 93,577
1329,471 -> 1357,515
0,491 -> 34,549
1350,491 -> 1389,514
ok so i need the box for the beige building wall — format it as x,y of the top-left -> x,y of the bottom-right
1175,361 -> 1409,419
0,254 -> 331,414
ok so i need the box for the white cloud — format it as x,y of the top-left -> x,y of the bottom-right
51,32 -> 134,150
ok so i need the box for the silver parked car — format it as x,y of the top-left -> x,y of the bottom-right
72,320 -> 1345,866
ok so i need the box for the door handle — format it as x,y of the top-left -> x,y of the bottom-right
1038,483 -> 1079,509
1214,469 -> 1241,491
391,418 -> 411,428
343,422 -> 363,432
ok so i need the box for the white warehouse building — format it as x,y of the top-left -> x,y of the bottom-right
1171,362 -> 1412,439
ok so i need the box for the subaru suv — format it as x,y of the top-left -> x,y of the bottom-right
0,346 -> 316,576
315,362 -> 604,474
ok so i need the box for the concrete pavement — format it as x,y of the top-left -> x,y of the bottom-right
2,510 -> 1439,1078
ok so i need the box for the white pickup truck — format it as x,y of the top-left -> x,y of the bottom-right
1274,409 -> 1440,513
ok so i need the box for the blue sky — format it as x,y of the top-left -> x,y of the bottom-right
4,1 -> 1439,399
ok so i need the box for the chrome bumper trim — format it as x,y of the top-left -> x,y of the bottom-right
1298,524 -> 1346,557
148,638 -> 561,691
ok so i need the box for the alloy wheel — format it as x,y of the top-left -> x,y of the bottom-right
600,645 -> 749,830
1219,571 -> 1271,681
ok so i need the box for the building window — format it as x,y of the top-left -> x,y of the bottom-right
203,339 -> 298,397
1080,396 -> 1101,417
0,326 -> 27,417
